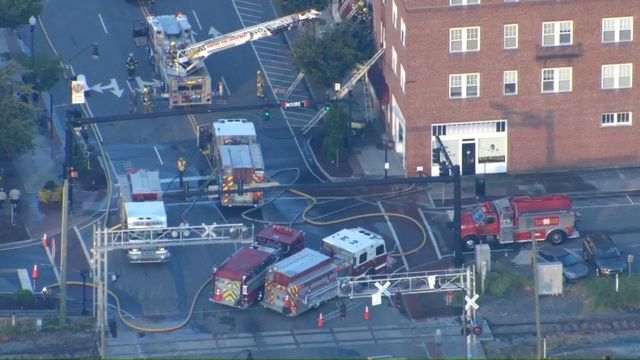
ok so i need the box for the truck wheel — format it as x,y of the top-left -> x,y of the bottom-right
464,236 -> 478,251
547,231 -> 567,245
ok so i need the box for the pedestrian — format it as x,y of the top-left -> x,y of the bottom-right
9,188 -> 20,208
0,188 -> 6,209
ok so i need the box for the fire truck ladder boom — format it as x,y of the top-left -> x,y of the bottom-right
175,9 -> 321,76
301,47 -> 385,134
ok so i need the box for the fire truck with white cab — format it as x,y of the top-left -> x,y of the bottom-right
461,195 -> 580,251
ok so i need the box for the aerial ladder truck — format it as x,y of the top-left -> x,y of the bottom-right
136,9 -> 321,108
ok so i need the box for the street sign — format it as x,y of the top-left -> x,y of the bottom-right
465,293 -> 480,311
280,99 -> 310,109
372,292 -> 382,306
71,80 -> 86,104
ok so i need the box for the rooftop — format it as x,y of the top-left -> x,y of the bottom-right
322,228 -> 384,254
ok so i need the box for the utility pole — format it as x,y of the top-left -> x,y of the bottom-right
59,178 -> 69,324
531,231 -> 542,359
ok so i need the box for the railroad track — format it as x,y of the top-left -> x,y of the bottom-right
490,317 -> 640,338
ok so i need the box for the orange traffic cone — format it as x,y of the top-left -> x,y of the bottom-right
42,233 -> 48,248
213,288 -> 222,302
364,305 -> 370,320
32,264 -> 38,280
317,313 -> 324,328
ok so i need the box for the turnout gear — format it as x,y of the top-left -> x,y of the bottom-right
126,53 -> 139,80
142,87 -> 153,113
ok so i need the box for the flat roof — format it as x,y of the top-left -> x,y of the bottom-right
322,228 -> 384,254
257,225 -> 303,246
219,144 -> 264,169
272,248 -> 330,277
130,169 -> 162,194
214,119 -> 256,137
124,201 -> 166,218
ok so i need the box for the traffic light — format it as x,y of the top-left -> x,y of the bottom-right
439,161 -> 450,177
324,100 -> 331,111
394,292 -> 402,309
263,106 -> 270,121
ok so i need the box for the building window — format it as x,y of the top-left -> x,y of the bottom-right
602,64 -> 633,89
542,21 -> 573,47
449,73 -> 479,99
400,18 -> 406,47
503,70 -> 517,95
450,0 -> 480,5
391,47 -> 397,75
450,27 -> 480,53
392,1 -> 397,29
504,24 -> 518,49
541,67 -> 572,93
380,21 -> 386,48
601,112 -> 632,127
400,64 -> 406,93
603,17 -> 633,43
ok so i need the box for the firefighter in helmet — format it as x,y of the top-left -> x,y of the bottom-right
168,41 -> 178,65
256,70 -> 265,98
126,53 -> 138,80
142,87 -> 153,113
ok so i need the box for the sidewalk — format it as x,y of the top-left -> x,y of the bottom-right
0,28 -> 106,244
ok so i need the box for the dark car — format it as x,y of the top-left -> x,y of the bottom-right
538,247 -> 590,282
582,233 -> 627,277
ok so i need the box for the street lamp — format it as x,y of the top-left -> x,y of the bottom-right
67,43 -> 100,65
29,16 -> 36,68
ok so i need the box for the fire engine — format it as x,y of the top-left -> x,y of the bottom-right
118,169 -> 170,263
133,9 -> 320,108
263,227 -> 389,317
210,225 -> 304,308
461,195 -> 580,251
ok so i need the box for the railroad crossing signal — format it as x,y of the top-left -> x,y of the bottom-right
465,293 -> 479,311
372,281 -> 391,307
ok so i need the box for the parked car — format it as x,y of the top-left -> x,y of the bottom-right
582,233 -> 627,277
538,246 -> 589,282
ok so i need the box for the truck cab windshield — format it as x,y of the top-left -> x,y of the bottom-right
472,207 -> 485,225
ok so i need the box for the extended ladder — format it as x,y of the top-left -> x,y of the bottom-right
301,47 -> 385,134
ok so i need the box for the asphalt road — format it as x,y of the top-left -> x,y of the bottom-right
6,0 -> 640,358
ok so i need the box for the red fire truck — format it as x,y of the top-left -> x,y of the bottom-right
210,225 -> 304,308
263,227 -> 388,317
461,195 -> 580,251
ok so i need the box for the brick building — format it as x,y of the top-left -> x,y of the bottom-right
370,0 -> 640,177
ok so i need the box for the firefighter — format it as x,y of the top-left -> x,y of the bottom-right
167,41 -> 178,65
256,70 -> 265,98
126,53 -> 138,80
142,87 -> 153,113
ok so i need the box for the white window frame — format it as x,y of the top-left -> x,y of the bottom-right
450,0 -> 480,5
601,112 -> 632,127
392,1 -> 398,29
541,67 -> 572,93
380,21 -> 386,48
400,18 -> 406,47
542,21 -> 573,47
602,17 -> 633,43
449,26 -> 480,53
391,47 -> 397,75
504,24 -> 518,49
503,70 -> 518,95
449,73 -> 480,99
601,63 -> 633,89
400,64 -> 406,93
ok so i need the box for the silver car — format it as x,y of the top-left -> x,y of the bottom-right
538,247 -> 590,282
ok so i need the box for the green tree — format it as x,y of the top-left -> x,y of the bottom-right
17,53 -> 63,92
320,103 -> 349,163
276,0 -> 329,13
0,63 -> 37,156
292,18 -> 374,89
0,0 -> 43,30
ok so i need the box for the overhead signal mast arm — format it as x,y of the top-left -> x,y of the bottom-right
176,9 -> 321,75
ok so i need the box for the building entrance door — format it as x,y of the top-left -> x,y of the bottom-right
462,142 -> 476,175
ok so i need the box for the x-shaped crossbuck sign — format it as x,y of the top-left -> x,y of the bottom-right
375,281 -> 391,297
465,293 -> 480,311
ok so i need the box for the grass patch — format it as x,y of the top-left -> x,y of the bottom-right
582,275 -> 640,311
484,262 -> 528,296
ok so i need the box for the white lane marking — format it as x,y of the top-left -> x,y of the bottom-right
573,203 -> 640,209
426,190 -> 436,208
626,194 -> 634,204
191,10 -> 203,30
221,76 -> 231,95
98,13 -> 109,34
418,209 -> 442,260
153,145 -> 164,166
377,201 -> 410,271
235,0 -> 256,5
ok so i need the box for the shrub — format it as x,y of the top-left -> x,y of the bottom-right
484,262 -> 526,296
12,289 -> 35,309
